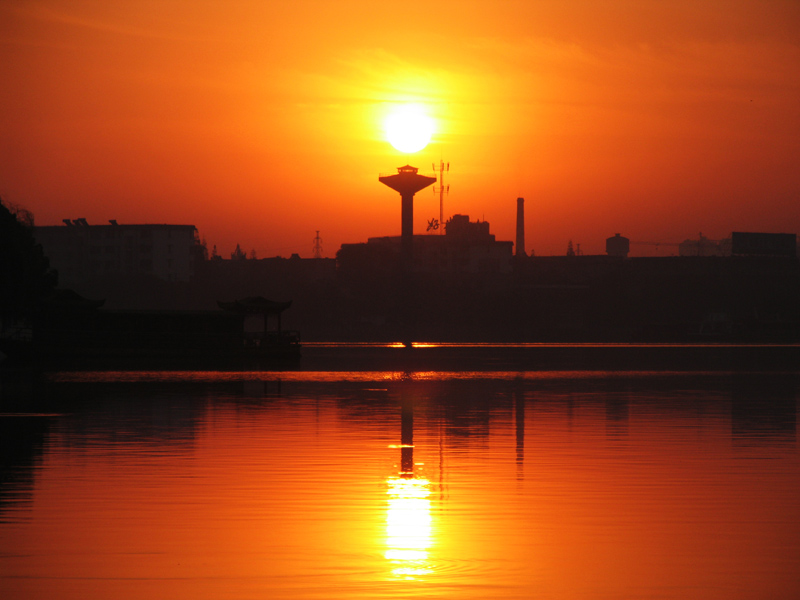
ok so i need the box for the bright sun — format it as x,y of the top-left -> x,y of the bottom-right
384,105 -> 434,153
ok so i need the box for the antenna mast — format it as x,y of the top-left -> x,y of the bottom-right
432,160 -> 450,235
312,230 -> 323,258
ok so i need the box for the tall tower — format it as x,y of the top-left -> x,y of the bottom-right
515,197 -> 526,257
312,230 -> 323,259
379,165 -> 436,265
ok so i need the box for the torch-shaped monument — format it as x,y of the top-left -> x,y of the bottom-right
379,165 -> 436,267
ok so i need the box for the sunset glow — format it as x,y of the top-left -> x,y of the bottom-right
1,1 -> 798,256
384,105 -> 435,153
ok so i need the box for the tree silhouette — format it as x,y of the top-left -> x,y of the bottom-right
0,198 -> 58,319
231,244 -> 247,260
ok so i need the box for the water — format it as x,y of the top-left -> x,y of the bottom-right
1,354 -> 799,599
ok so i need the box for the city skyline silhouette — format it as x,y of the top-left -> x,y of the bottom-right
1,1 -> 798,259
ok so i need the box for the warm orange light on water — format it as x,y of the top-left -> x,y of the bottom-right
3,374 -> 800,598
385,476 -> 433,578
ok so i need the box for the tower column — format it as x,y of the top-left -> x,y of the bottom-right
379,165 -> 436,347
401,193 -> 414,265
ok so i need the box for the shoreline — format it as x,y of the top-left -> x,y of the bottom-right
3,342 -> 798,373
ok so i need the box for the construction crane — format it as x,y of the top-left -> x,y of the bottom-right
631,241 -> 680,252
632,233 -> 724,256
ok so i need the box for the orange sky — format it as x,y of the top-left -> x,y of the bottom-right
1,0 -> 799,257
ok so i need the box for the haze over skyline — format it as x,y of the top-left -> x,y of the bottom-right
2,0 -> 798,258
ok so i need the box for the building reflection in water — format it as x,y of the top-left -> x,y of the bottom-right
514,381 -> 525,481
385,387 -> 432,579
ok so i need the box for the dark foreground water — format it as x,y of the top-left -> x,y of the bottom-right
1,347 -> 799,599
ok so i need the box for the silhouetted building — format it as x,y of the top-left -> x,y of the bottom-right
445,214 -> 493,241
731,232 -> 797,258
34,220 -> 199,284
606,233 -> 630,258
678,234 -> 731,257
202,254 -> 336,285
338,214 -> 513,277
15,294 -> 300,366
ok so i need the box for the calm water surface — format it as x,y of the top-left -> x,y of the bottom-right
1,360 -> 799,599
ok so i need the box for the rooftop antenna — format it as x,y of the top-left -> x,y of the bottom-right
432,160 -> 449,235
312,230 -> 323,258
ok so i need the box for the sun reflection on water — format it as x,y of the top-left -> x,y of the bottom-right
385,475 -> 432,579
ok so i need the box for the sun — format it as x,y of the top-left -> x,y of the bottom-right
384,105 -> 434,153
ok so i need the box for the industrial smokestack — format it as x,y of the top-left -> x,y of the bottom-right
515,197 -> 526,257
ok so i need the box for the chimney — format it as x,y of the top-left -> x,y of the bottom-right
515,197 -> 526,257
